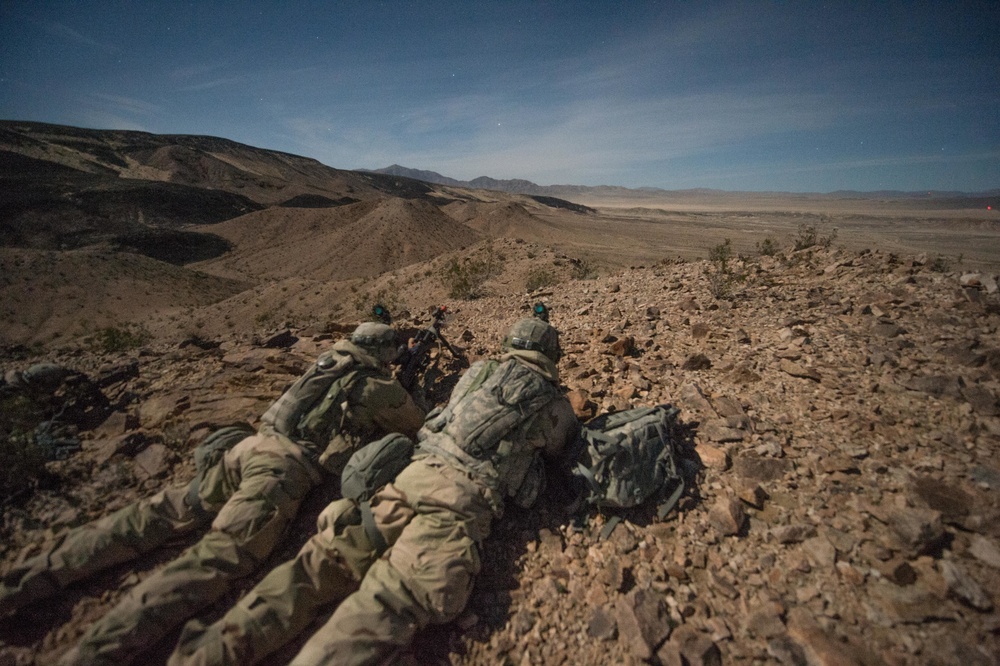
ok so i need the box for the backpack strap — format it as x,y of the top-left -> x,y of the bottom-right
186,476 -> 211,519
340,433 -> 415,557
599,515 -> 623,540
360,499 -> 388,556
573,461 -> 602,502
656,477 -> 686,520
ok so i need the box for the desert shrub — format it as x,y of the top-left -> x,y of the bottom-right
709,238 -> 733,274
442,258 -> 493,299
821,227 -> 838,248
793,224 -> 838,251
756,237 -> 780,257
706,238 -> 749,300
90,323 -> 150,353
570,258 -> 599,280
525,268 -> 558,292
0,394 -> 49,503
440,240 -> 506,300
929,254 -> 951,272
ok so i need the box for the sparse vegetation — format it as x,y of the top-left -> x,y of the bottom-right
525,268 -> 558,292
0,394 -> 50,504
89,323 -> 150,353
756,237 -> 780,257
443,257 -> 494,299
706,238 -> 749,300
793,223 -> 838,251
570,258 -> 599,280
353,282 -> 407,318
442,242 -> 505,300
709,238 -> 733,274
929,254 -> 951,272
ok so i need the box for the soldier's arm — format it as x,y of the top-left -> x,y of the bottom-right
541,396 -> 582,463
359,376 -> 426,439
521,395 -> 581,462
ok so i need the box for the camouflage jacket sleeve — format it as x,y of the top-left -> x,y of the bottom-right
534,394 -> 582,466
352,375 -> 425,440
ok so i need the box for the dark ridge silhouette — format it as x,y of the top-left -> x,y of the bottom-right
527,195 -> 596,214
112,229 -> 233,265
278,194 -> 359,208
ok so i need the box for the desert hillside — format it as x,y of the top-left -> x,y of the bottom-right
2,123 -> 1000,665
1,245 -> 998,666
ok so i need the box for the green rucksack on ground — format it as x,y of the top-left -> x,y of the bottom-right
340,432 -> 414,503
340,432 -> 415,555
573,404 -> 688,536
193,422 -> 257,475
187,422 -> 257,513
260,349 -> 365,449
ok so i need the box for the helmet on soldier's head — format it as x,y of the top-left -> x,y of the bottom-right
503,318 -> 561,363
350,322 -> 399,365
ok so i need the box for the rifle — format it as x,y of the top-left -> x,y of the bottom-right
374,305 -> 463,394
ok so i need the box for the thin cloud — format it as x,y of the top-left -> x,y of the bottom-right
170,62 -> 228,81
785,151 -> 1000,173
44,22 -> 118,54
88,93 -> 160,117
176,77 -> 246,92
78,111 -> 149,132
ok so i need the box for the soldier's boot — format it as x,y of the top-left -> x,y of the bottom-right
0,486 -> 206,615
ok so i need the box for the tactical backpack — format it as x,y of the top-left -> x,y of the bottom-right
426,358 -> 560,458
193,422 -> 257,474
187,422 -> 256,514
260,348 -> 378,458
419,356 -> 562,509
340,432 -> 415,554
573,404 -> 688,537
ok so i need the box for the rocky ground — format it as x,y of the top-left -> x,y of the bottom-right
1,245 -> 999,665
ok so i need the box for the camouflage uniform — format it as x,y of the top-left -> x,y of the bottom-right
171,342 -> 580,666
0,335 -> 423,666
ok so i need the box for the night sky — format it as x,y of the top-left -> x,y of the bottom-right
1,1 -> 997,193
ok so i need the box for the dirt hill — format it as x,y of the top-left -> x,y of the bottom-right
0,247 -> 249,347
190,197 -> 481,283
0,121 -> 457,256
444,201 -> 566,244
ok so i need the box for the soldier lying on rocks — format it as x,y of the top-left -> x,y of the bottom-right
170,315 -> 582,666
0,323 -> 425,666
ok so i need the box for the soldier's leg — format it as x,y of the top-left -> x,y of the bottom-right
170,484 -> 415,666
61,445 -> 316,666
0,484 -> 210,615
169,500 -> 371,666
290,508 -> 481,666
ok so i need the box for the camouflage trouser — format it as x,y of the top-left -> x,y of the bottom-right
0,432 -> 324,666
171,457 -> 493,666
0,486 -> 206,615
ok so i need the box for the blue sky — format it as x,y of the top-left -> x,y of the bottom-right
1,1 -> 997,192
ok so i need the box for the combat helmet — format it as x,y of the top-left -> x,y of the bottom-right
350,322 -> 400,365
503,317 -> 561,363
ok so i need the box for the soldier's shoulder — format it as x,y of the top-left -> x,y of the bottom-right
356,373 -> 409,405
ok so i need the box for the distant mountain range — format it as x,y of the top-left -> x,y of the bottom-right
366,164 -> 1000,200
